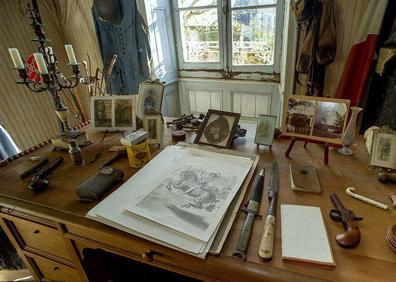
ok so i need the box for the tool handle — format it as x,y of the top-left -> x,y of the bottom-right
233,212 -> 255,260
259,215 -> 275,260
38,157 -> 63,179
19,158 -> 48,179
107,55 -> 117,76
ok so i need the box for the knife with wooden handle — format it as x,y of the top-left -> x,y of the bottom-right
258,161 -> 279,260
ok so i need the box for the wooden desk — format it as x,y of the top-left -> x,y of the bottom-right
0,124 -> 394,281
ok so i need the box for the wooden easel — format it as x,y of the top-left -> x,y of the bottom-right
284,137 -> 340,165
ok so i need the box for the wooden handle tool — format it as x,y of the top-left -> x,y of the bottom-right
258,162 -> 279,260
259,215 -> 275,260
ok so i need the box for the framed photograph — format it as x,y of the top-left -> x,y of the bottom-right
194,109 -> 241,149
91,96 -> 136,131
143,114 -> 162,144
282,95 -> 350,145
255,115 -> 277,146
370,131 -> 396,169
137,80 -> 164,118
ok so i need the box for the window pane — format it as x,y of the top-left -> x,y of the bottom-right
180,9 -> 219,62
231,0 -> 276,7
178,0 -> 217,8
232,8 -> 276,65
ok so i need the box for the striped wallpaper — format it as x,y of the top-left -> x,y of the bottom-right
0,0 -> 102,150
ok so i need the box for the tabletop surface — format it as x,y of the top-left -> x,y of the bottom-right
0,122 -> 395,281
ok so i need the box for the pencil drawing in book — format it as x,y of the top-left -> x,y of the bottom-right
135,167 -> 237,232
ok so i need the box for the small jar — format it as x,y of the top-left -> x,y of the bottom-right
68,140 -> 85,167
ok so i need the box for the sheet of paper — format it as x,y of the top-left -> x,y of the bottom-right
281,204 -> 335,266
124,147 -> 253,242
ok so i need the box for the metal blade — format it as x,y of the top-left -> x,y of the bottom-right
268,161 -> 279,199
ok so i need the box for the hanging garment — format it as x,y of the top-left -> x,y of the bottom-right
292,0 -> 337,96
92,0 -> 151,94
335,0 -> 388,106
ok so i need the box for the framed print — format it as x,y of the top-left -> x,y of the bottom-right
194,109 -> 241,149
255,115 -> 277,146
282,95 -> 350,145
143,114 -> 162,144
91,96 -> 136,131
137,80 -> 164,118
370,131 -> 396,169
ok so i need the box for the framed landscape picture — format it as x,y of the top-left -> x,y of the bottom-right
255,115 -> 277,146
194,109 -> 240,149
91,96 -> 136,131
370,131 -> 396,169
282,95 -> 350,145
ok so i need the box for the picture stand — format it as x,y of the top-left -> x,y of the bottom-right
100,129 -> 126,143
284,137 -> 339,165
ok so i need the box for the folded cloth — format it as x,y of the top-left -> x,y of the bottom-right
76,167 -> 124,202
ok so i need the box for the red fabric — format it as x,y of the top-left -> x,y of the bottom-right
26,54 -> 41,82
335,34 -> 379,106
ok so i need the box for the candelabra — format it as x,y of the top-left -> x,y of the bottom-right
8,2 -> 91,149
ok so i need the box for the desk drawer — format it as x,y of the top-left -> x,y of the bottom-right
8,216 -> 72,262
28,254 -> 81,282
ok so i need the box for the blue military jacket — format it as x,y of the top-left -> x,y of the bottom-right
92,0 -> 151,94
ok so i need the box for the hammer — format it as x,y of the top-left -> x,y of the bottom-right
28,157 -> 64,192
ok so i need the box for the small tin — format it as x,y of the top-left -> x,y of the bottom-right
172,130 -> 186,142
121,130 -> 151,168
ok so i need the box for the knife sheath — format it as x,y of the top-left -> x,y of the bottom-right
234,212 -> 255,260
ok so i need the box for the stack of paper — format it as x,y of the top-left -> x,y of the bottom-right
87,145 -> 253,258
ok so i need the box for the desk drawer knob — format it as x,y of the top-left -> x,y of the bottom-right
54,266 -> 60,271
33,230 -> 40,234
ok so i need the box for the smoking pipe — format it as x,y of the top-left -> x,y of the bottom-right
28,157 -> 64,192
329,193 -> 363,248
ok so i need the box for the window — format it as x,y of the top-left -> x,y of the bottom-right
173,0 -> 284,77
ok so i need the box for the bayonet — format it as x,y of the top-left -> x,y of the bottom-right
259,161 -> 279,260
233,168 -> 265,260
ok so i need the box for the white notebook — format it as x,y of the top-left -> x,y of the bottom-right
281,204 -> 336,269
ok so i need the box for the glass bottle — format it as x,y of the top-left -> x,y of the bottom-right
68,140 -> 85,167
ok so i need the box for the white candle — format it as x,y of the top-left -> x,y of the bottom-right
47,47 -> 54,63
8,48 -> 24,69
33,53 -> 48,74
64,44 -> 77,65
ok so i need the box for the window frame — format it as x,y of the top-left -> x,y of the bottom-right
172,1 -> 226,70
172,0 -> 285,77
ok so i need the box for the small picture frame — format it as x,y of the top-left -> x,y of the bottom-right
194,109 -> 240,149
90,96 -> 136,131
137,80 -> 164,118
143,114 -> 162,144
255,115 -> 277,147
370,131 -> 396,170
